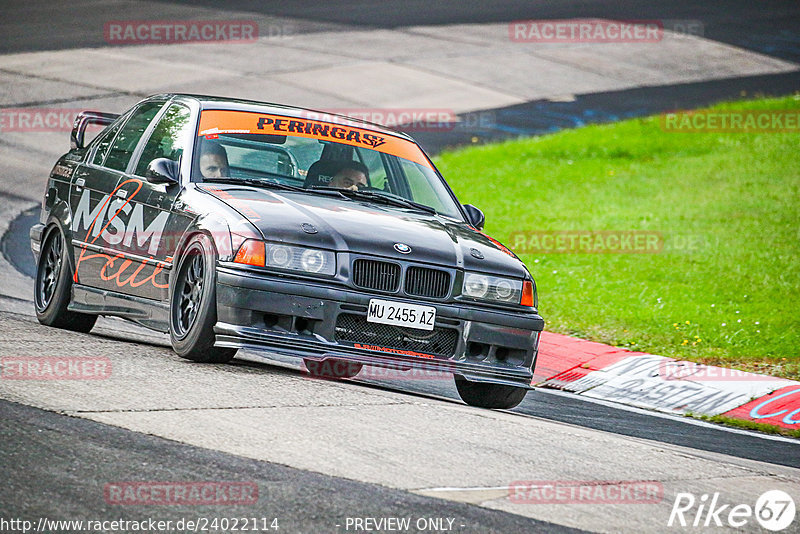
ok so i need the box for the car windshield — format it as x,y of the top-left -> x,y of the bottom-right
192,109 -> 463,219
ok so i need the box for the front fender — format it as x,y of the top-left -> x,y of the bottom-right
168,211 -> 260,291
39,198 -> 76,273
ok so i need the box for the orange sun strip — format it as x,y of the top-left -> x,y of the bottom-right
197,110 -> 433,169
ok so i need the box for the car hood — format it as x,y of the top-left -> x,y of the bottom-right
197,184 -> 528,278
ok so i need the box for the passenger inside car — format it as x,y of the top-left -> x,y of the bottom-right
329,161 -> 369,190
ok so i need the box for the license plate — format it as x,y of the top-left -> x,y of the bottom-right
367,299 -> 436,331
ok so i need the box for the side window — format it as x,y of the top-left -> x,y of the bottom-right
133,104 -> 192,176
104,101 -> 165,172
399,159 -> 441,207
91,121 -> 124,167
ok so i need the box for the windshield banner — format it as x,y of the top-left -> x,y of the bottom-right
198,110 -> 432,168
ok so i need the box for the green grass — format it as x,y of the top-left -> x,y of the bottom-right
435,95 -> 800,379
689,413 -> 800,439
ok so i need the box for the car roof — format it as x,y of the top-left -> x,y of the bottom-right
151,93 -> 416,141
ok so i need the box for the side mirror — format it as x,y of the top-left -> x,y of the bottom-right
145,158 -> 180,184
462,204 -> 485,230
70,111 -> 119,149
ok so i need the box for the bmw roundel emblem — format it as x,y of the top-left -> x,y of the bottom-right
394,243 -> 412,254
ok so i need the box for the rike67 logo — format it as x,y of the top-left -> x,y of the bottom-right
668,490 -> 795,531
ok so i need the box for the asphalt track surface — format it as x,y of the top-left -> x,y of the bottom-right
0,399 -> 582,533
2,2 -> 800,533
4,0 -> 800,61
3,1 -> 800,153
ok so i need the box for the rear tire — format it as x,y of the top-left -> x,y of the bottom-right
170,234 -> 236,363
454,375 -> 528,409
304,359 -> 363,379
34,227 -> 97,333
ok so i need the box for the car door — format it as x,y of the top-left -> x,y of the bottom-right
69,100 -> 167,293
108,101 -> 195,301
70,114 -> 127,282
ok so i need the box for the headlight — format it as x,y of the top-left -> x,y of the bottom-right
235,241 -> 335,276
269,245 -> 291,267
495,279 -> 514,299
300,249 -> 326,273
266,243 -> 335,276
462,272 -> 523,304
464,273 -> 489,298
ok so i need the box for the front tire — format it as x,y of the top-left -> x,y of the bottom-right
454,375 -> 528,409
34,227 -> 97,333
170,234 -> 236,363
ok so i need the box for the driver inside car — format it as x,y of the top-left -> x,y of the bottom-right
329,161 -> 369,191
199,142 -> 230,179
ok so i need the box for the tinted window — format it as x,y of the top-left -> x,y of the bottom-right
91,121 -> 124,167
104,101 -> 165,172
134,104 -> 192,176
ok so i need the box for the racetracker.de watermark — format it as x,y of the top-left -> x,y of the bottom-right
104,20 -> 261,45
298,109 -> 496,133
660,110 -> 800,133
509,231 -> 663,254
509,19 -> 704,43
510,19 -> 662,43
1,356 -> 112,380
323,109 -> 457,132
509,480 -> 663,504
0,108 -> 85,132
303,360 -> 451,381
104,481 -> 259,505
659,361 -> 788,382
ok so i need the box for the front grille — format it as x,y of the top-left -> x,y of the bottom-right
352,259 -> 400,292
405,266 -> 450,298
335,313 -> 458,357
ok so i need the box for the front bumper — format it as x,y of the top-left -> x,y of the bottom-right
214,265 -> 544,388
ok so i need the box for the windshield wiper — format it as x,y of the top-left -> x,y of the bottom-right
377,190 -> 440,215
202,177 -> 301,190
310,186 -> 437,214
202,178 -> 348,198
